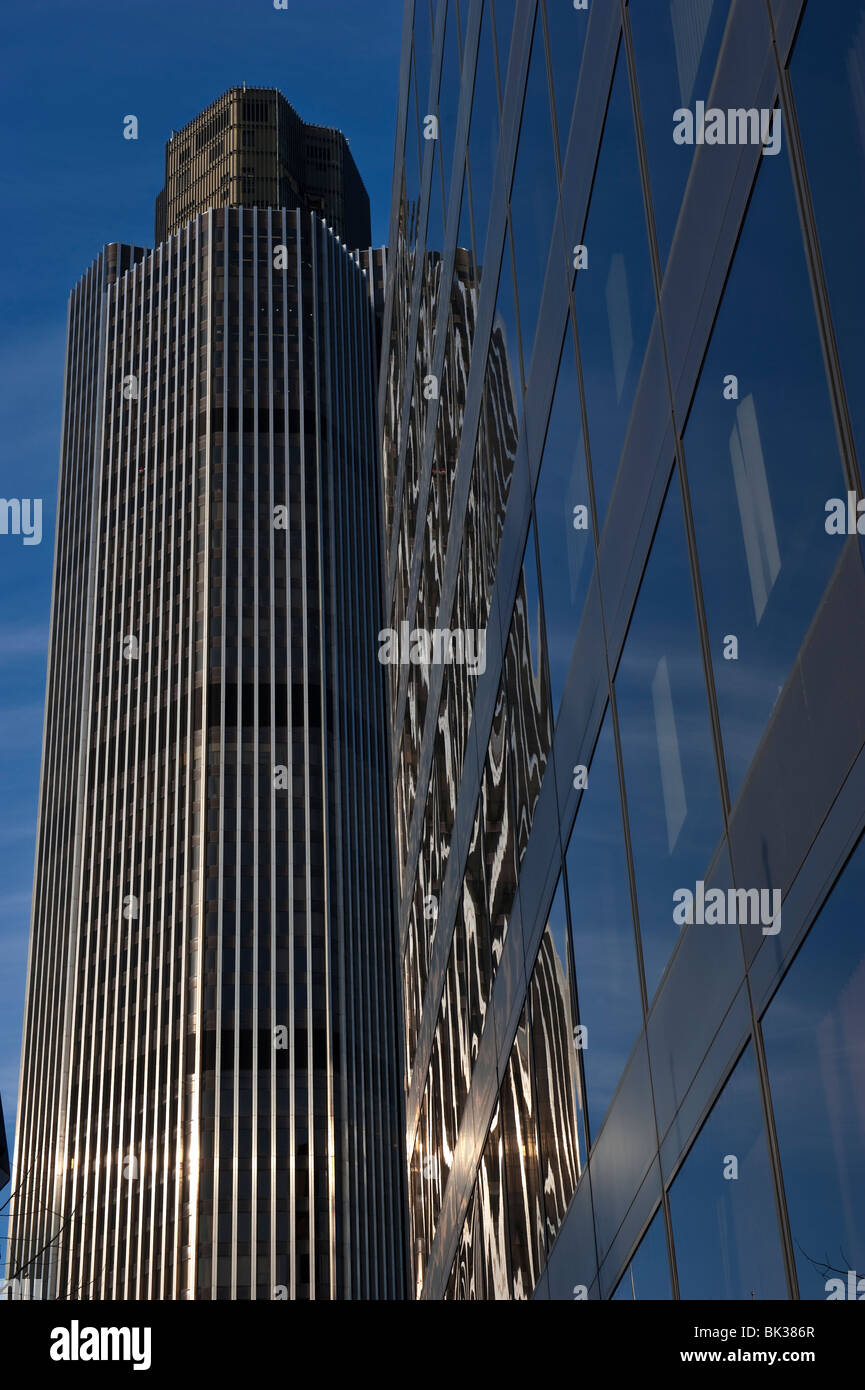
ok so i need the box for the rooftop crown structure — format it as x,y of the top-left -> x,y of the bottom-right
155,86 -> 372,250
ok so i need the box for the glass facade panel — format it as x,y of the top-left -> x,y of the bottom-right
542,0 -> 589,166
628,0 -> 730,270
791,0 -> 865,464
492,226 -> 524,417
491,0 -> 516,94
437,0 -> 462,223
762,834 -> 865,1300
566,707 -> 642,1142
574,52 -> 656,529
468,0 -> 500,271
529,925 -> 585,1248
500,1010 -> 545,1298
506,533 -> 553,865
477,1103 -> 510,1298
510,9 -> 559,371
670,1045 -> 787,1300
483,679 -> 517,973
534,314 -> 595,716
682,146 -> 846,803
615,480 -> 721,999
612,1207 -> 672,1300
385,0 -> 865,1306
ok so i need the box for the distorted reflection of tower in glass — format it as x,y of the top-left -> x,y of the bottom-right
384,0 -> 865,1303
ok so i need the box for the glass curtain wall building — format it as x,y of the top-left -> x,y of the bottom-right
381,0 -> 865,1300
8,104 -> 404,1301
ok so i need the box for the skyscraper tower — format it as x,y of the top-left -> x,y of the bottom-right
7,94 -> 405,1301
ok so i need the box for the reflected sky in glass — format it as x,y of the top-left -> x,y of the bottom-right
542,0 -> 589,167
510,10 -> 559,376
566,708 -> 643,1144
670,1044 -> 787,1299
534,316 -> 595,717
468,0 -> 499,272
612,1206 -> 672,1299
628,0 -> 730,271
615,479 -> 722,999
575,53 -> 656,530
762,833 -> 865,1299
791,0 -> 865,467
682,144 -> 846,806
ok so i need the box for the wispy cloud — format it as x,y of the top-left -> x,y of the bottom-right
0,625 -> 49,661
0,704 -> 45,753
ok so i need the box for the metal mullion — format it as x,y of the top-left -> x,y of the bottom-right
105,264 -> 136,1298
169,215 -> 196,1303
165,222 -> 189,1302
187,207 -> 214,1303
345,249 -> 370,1295
301,211 -> 315,1297
103,262 -> 143,1299
210,208 -> 230,1302
230,207 -> 244,1303
365,254 -> 402,1296
155,227 -> 182,1298
136,244 -> 162,1300
250,206 -> 261,1301
91,268 -> 135,1296
122,249 -> 155,1299
54,262 -> 106,1297
81,260 -> 129,1299
328,246 -> 353,1297
287,211 -> 300,1302
278,207 -> 292,1301
266,205 -> 278,1304
364,260 -> 391,1297
346,251 -> 368,1297
135,244 -> 163,1296
314,222 -> 337,1299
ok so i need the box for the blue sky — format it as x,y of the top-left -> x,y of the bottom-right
0,0 -> 403,1225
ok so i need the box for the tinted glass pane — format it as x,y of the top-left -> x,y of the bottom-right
612,1207 -> 672,1299
615,480 -> 722,999
566,708 -> 642,1141
413,0 -> 434,112
534,317 -> 595,715
477,1102 -> 510,1297
506,534 -> 552,864
628,0 -> 730,269
453,1181 -> 486,1298
404,65 -> 422,252
791,0 -> 865,465
427,137 -> 445,254
483,679 -> 517,973
437,0 -> 462,223
542,0 -> 590,165
682,147 -> 846,804
501,1009 -> 545,1297
762,833 -> 865,1299
510,11 -> 559,371
575,54 -> 655,529
491,227 -> 524,421
468,0 -> 500,271
463,801 -> 493,1066
530,889 -> 586,1244
492,0 -> 516,93
670,1045 -> 787,1299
